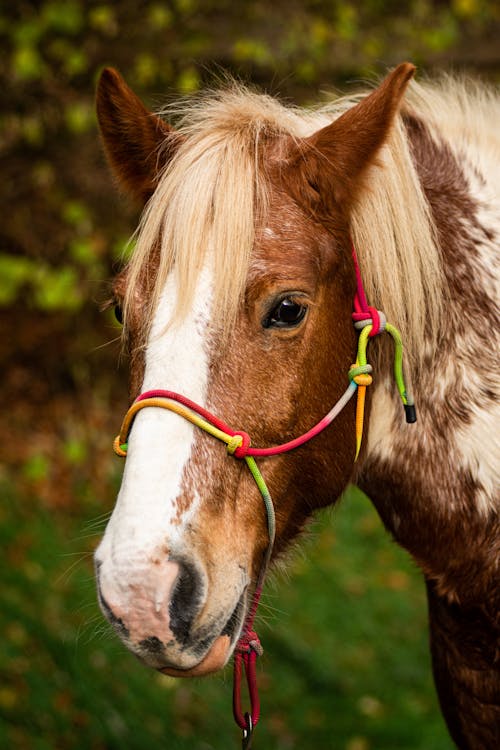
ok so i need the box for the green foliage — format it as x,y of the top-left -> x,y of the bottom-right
1,0 -> 498,315
0,254 -> 83,311
32,265 -> 83,311
22,453 -> 51,481
62,437 -> 87,464
177,66 -> 201,93
0,255 -> 33,305
42,1 -> 84,35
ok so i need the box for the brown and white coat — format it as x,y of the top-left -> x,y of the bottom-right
94,64 -> 499,747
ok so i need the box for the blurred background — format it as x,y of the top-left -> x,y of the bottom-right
1,2 -> 499,748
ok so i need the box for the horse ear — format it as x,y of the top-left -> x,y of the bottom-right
96,67 -> 180,204
285,62 -> 415,222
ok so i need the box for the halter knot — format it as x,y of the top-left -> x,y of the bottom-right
353,307 -> 387,337
235,630 -> 263,657
348,363 -> 373,387
367,306 -> 384,336
227,431 -> 251,459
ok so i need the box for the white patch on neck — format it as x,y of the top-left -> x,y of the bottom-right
97,262 -> 213,567
455,400 -> 499,517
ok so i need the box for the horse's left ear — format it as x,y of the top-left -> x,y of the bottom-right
285,62 -> 415,221
96,67 -> 181,204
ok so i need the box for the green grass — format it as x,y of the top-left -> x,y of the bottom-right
1,479 -> 453,749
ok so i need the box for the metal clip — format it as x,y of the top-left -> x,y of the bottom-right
241,713 -> 254,749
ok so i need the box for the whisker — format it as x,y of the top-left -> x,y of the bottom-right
56,553 -> 93,585
70,531 -> 107,543
82,511 -> 114,526
90,335 -> 123,353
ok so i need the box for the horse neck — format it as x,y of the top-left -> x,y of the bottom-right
353,107 -> 499,608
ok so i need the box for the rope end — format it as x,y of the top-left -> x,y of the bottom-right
354,435 -> 362,462
404,403 -> 417,423
113,435 -> 128,457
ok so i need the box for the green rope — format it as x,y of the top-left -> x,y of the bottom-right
385,323 -> 412,406
356,322 -> 413,408
245,456 -> 276,554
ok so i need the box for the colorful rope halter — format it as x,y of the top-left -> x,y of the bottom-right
112,245 -> 415,748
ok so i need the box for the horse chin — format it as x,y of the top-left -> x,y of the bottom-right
158,634 -> 232,677
156,590 -> 246,677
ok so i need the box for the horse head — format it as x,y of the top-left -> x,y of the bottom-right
94,64 -> 414,677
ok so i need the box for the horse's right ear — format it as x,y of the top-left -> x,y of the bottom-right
96,68 -> 180,204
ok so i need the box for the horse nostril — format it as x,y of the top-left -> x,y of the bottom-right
169,561 -> 204,645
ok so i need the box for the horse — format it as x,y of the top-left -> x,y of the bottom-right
94,63 -> 499,748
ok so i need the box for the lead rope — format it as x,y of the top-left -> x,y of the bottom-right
231,455 -> 275,748
112,243 -> 415,748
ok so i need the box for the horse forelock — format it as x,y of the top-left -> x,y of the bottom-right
122,85 -> 297,344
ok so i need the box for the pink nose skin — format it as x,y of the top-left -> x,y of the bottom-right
97,559 -> 182,648
96,557 -> 241,675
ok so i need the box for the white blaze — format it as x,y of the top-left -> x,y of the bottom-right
96,262 -> 213,569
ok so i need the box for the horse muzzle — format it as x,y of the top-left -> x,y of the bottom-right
95,553 -> 246,676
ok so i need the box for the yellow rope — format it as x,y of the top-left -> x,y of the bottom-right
114,397 -> 243,457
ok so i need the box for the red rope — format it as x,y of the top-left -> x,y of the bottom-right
351,244 -> 383,336
135,390 -> 349,459
232,586 -> 264,730
351,242 -> 370,315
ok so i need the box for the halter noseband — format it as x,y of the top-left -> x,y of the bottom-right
112,245 -> 415,747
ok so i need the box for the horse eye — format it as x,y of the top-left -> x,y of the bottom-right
114,305 -> 123,324
264,298 -> 307,329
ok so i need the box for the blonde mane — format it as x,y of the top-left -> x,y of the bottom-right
123,74 -> 494,364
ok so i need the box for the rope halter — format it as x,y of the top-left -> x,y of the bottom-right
111,245 -> 416,747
